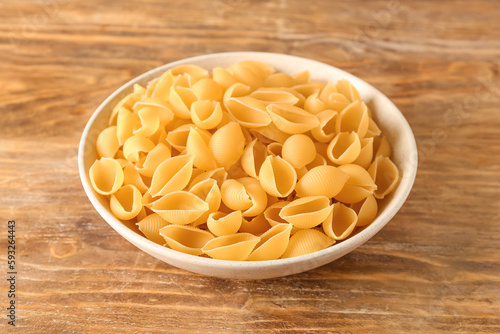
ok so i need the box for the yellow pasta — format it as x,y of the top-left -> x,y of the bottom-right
282,134 -> 316,169
89,60 -> 400,261
201,233 -> 260,260
110,185 -> 143,220
89,158 -> 124,195
160,224 -> 214,256
279,196 -> 333,229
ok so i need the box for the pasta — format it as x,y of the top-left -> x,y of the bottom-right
88,59 -> 400,261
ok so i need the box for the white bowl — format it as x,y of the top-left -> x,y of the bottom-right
79,52 -> 417,279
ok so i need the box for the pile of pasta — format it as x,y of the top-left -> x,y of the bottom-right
89,60 -> 400,261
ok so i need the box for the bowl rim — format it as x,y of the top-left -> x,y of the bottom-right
78,51 -> 418,274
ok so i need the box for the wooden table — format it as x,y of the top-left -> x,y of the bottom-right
1,0 -> 499,332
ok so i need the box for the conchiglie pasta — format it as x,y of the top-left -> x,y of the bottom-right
295,165 -> 349,198
90,60 -> 400,261
137,213 -> 171,244
281,229 -> 335,259
282,134 -> 316,169
89,158 -> 124,195
247,223 -> 292,261
279,196 -> 333,229
151,191 -> 209,225
110,185 -> 143,220
160,224 -> 214,256
201,233 -> 260,261
368,156 -> 399,199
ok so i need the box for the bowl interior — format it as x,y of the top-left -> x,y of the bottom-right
79,52 -> 417,279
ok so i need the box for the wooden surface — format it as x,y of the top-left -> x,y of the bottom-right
1,0 -> 500,332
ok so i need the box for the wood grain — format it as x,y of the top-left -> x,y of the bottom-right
1,0 -> 500,332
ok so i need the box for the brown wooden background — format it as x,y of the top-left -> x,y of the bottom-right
1,0 -> 499,333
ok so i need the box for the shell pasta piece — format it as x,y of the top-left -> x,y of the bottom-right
327,132 -> 361,165
266,104 -> 320,134
282,134 -> 316,169
189,178 -> 221,226
207,211 -> 243,236
334,164 -> 377,204
368,156 -> 400,199
259,155 -> 297,198
151,191 -> 209,225
137,213 -> 171,244
186,127 -> 217,171
89,158 -> 124,195
240,138 -> 267,179
322,203 -> 358,240
96,126 -> 120,158
295,165 -> 349,198
202,233 -> 261,260
335,100 -> 369,138
110,185 -> 143,220
209,122 -> 246,170
225,96 -> 272,128
247,223 -> 293,261
279,196 -> 333,229
281,229 -> 335,259
123,135 -> 155,163
160,225 -> 214,256
149,155 -> 193,197
190,100 -> 223,129
351,195 -> 378,227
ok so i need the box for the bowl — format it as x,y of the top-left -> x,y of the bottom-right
79,52 -> 418,279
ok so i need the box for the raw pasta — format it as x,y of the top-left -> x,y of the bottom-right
88,59 -> 400,261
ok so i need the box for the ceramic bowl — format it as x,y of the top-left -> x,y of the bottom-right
78,52 -> 417,279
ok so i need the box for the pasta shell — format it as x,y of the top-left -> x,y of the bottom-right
169,86 -> 198,119
374,135 -> 392,158
304,93 -> 327,115
116,108 -> 140,145
264,72 -> 295,87
123,135 -> 155,163
266,104 -> 320,134
327,132 -> 361,165
225,96 -> 272,128
150,70 -> 175,100
323,92 -> 351,112
123,162 -> 149,194
136,206 -> 149,222
335,79 -> 361,102
132,107 -> 160,137
318,82 -> 337,101
292,81 -> 326,98
264,201 -> 290,226
229,61 -> 273,90
151,191 -> 209,225
192,78 -> 223,101
189,178 -> 221,226
368,156 -> 400,199
279,196 -> 333,229
281,229 -> 335,259
351,194 -> 378,227
334,164 -> 377,204
238,177 -> 268,217
135,143 -> 172,177
249,87 -> 302,105
259,155 -> 297,198
292,70 -> 310,85
137,213 -> 170,244
96,126 -> 120,158
311,109 -> 338,143
220,179 -> 252,211
366,117 -> 382,137
207,211 -> 243,236
335,100 -> 369,138
149,155 -> 193,197
201,233 -> 260,261
188,167 -> 228,190
282,134 -> 316,169
295,165 -> 349,198
241,138 -> 268,178
251,123 -> 291,144
166,123 -> 194,152
266,142 -> 283,157
352,137 -> 374,169
209,122 -> 246,170
159,224 -> 214,256
239,214 -> 272,235
133,98 -> 175,125
109,92 -> 141,125
171,64 -> 209,83
306,153 -> 327,170
110,185 -> 143,220
89,158 -> 124,195
212,67 -> 238,90
186,127 -> 217,171
190,100 -> 223,129
247,223 -> 293,261
322,203 -> 358,240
